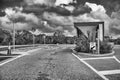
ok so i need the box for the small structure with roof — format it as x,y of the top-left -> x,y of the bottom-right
74,22 -> 104,54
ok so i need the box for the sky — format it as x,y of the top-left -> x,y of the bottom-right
0,0 -> 120,37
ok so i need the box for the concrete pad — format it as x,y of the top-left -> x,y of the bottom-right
72,53 -> 109,80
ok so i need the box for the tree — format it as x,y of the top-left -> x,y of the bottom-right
53,31 -> 65,44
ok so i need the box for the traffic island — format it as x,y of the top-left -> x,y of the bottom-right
72,49 -> 115,58
73,22 -> 114,57
73,40 -> 114,57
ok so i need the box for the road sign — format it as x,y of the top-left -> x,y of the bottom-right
90,42 -> 96,50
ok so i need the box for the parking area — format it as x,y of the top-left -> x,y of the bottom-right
0,44 -> 120,80
73,46 -> 120,80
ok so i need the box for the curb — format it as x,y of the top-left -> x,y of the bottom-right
0,47 -> 41,66
71,48 -> 115,57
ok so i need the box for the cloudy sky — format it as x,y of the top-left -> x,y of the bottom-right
0,0 -> 120,37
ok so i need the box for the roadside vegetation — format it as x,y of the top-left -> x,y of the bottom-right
0,29 -> 75,45
74,35 -> 114,54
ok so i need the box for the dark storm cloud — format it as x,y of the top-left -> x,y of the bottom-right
23,5 -> 71,16
0,0 -> 24,9
46,6 -> 71,16
22,4 -> 47,15
23,4 -> 91,16
72,5 -> 91,16
0,0 -> 24,17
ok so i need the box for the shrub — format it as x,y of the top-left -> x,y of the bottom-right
74,37 -> 114,54
100,42 -> 114,54
74,35 -> 90,53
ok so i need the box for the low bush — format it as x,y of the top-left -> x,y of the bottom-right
74,39 -> 114,54
74,35 -> 90,53
100,42 -> 114,54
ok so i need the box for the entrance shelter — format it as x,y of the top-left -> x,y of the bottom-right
74,22 -> 104,54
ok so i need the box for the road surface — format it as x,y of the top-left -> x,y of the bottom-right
0,44 -> 103,80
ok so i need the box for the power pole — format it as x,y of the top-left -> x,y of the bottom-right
13,21 -> 15,51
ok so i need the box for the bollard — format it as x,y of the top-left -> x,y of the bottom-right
7,43 -> 11,55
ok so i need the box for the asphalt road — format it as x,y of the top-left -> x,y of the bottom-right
0,45 -> 103,80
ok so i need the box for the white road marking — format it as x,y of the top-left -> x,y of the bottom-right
0,53 -> 28,66
0,48 -> 41,66
113,56 -> 120,64
99,70 -> 120,75
72,53 -> 109,80
81,56 -> 114,60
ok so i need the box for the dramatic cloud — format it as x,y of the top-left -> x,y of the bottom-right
42,2 -> 112,36
23,0 -> 91,16
46,6 -> 71,16
109,12 -> 120,35
0,0 -> 24,9
22,5 -> 47,15
0,7 -> 39,30
0,0 -> 120,37
76,0 -> 120,15
72,4 -> 91,16
85,2 -> 106,13
24,0 -> 56,6
55,0 -> 73,6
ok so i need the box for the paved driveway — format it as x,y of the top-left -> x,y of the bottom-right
0,44 -> 102,80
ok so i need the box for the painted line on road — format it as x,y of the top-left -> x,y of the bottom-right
81,56 -> 114,60
113,56 -> 120,64
0,47 -> 42,66
72,53 -> 109,80
99,69 -> 120,75
0,52 -> 28,66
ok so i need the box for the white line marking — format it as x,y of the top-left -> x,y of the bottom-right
0,53 -> 28,66
0,48 -> 41,66
72,53 -> 109,80
81,56 -> 114,60
99,70 -> 120,75
113,56 -> 120,64
0,46 -> 43,66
